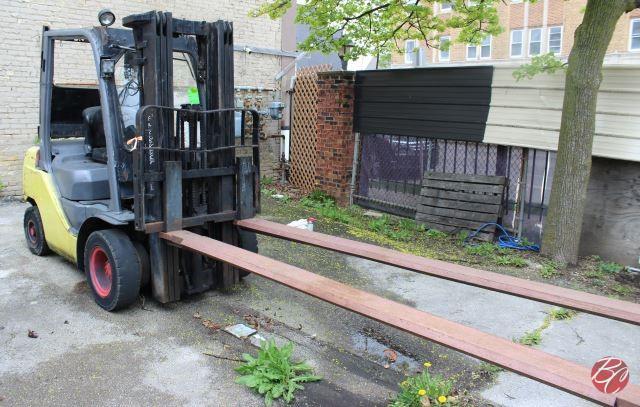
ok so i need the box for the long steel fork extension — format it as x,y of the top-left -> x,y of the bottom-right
236,218 -> 640,326
161,229 -> 640,407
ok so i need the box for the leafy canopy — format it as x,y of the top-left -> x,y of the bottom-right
251,0 -> 506,61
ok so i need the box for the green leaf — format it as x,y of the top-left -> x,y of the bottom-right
271,384 -> 284,398
513,53 -> 567,81
236,374 -> 260,388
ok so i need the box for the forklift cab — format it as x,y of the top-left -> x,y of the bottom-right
39,25 -> 201,217
24,10 -> 261,311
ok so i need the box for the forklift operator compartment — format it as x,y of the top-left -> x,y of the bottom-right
50,84 -> 110,201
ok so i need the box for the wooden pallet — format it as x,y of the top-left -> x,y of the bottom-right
416,171 -> 506,239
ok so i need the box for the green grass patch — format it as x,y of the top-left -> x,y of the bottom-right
494,255 -> 527,268
586,269 -> 605,280
261,176 -> 275,186
611,283 -> 632,297
548,307 -> 576,321
235,340 -> 321,406
539,261 -> 559,279
515,308 -> 574,347
426,228 -> 448,239
599,261 -> 624,274
390,364 -> 455,406
518,329 -> 543,346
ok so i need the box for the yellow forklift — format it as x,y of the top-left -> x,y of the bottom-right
23,9 -> 260,311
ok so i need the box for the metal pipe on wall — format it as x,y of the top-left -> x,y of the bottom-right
349,132 -> 361,205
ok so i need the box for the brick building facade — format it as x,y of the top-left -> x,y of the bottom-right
392,0 -> 640,67
0,0 -> 288,198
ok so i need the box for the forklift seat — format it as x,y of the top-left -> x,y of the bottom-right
82,106 -> 108,163
48,106 -> 111,201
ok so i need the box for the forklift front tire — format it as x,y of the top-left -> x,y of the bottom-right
84,229 -> 141,311
24,205 -> 51,256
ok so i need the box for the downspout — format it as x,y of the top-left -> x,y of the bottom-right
349,132 -> 361,205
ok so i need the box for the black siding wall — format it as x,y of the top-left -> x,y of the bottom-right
354,66 -> 494,141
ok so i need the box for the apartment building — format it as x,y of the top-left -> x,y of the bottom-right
392,0 -> 640,67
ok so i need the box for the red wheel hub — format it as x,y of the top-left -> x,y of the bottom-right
89,247 -> 112,298
27,221 -> 37,243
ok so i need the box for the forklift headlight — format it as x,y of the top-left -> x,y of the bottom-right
98,9 -> 116,27
100,59 -> 116,78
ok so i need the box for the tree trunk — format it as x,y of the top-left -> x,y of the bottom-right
541,0 -> 638,266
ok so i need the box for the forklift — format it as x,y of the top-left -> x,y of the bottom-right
22,9 -> 261,311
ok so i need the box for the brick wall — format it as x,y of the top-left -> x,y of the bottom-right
314,71 -> 355,205
0,0 -> 283,197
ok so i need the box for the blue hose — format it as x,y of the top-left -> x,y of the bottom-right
464,222 -> 540,252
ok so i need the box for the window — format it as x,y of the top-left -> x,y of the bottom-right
510,29 -> 523,57
440,2 -> 452,13
439,36 -> 451,61
529,27 -> 542,56
466,43 -> 477,60
631,19 -> 640,51
548,26 -> 562,55
480,35 -> 491,58
404,40 -> 417,64
466,36 -> 491,60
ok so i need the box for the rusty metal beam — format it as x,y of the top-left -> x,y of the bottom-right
161,229 -> 640,407
236,218 -> 640,326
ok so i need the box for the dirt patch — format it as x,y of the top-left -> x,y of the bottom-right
72,281 -> 89,294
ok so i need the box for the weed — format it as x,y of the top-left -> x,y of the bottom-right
473,362 -> 503,381
0,180 -> 5,191
611,284 -> 632,297
426,228 -> 448,239
599,261 -> 623,274
540,261 -> 559,279
464,243 -> 497,257
456,231 -> 469,245
478,362 -> 503,376
236,340 -> 321,406
261,187 -> 277,196
548,308 -> 576,321
518,329 -> 542,346
261,176 -> 275,186
586,269 -> 605,280
494,255 -> 527,268
306,189 -> 335,205
390,364 -> 455,406
368,216 -> 390,232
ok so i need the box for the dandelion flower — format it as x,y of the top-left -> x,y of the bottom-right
418,389 -> 427,396
438,395 -> 447,403
423,362 -> 432,368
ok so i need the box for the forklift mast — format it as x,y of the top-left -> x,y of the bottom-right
122,11 -> 260,302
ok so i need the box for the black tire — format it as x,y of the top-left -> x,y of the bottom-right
84,229 -> 141,311
24,205 -> 51,256
237,229 -> 258,278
